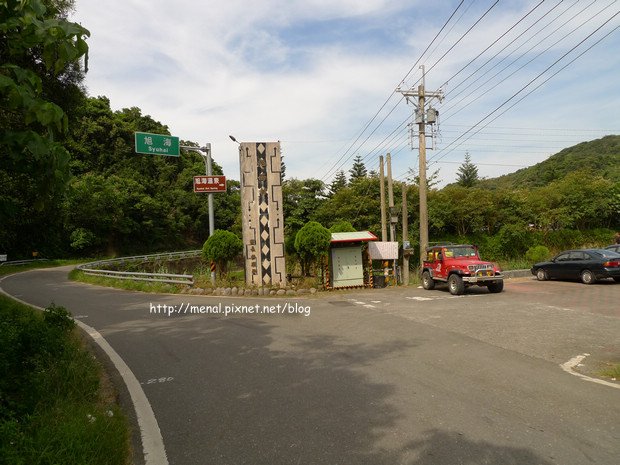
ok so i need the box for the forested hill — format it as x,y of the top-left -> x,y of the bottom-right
478,135 -> 620,189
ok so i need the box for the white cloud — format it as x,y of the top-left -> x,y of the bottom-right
71,1 -> 620,186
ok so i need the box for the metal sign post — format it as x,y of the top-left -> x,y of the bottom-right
193,175 -> 226,193
134,134 -> 219,286
181,144 -> 216,286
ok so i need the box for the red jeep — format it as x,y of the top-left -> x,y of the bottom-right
421,244 -> 504,295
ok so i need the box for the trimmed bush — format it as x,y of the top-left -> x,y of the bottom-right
295,221 -> 331,276
202,230 -> 243,276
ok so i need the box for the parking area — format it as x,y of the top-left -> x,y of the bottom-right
331,277 -> 620,381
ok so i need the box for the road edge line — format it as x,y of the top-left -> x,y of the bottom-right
560,354 -> 620,390
0,279 -> 169,465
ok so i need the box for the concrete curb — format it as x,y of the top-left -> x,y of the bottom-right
503,269 -> 532,279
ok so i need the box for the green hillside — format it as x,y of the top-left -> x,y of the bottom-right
479,135 -> 620,189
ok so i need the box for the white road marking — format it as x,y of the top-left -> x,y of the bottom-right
406,296 -> 434,301
0,279 -> 169,465
560,354 -> 620,390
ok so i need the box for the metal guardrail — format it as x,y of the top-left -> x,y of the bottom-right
76,250 -> 201,285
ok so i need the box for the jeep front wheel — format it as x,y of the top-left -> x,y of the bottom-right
487,280 -> 504,293
422,271 -> 435,290
448,274 -> 465,295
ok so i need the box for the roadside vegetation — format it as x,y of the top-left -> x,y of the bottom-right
598,363 -> 620,380
2,0 -> 618,267
0,295 -> 130,465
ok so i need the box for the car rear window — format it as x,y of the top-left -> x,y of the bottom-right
597,249 -> 620,259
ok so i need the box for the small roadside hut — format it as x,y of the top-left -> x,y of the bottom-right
327,231 -> 378,289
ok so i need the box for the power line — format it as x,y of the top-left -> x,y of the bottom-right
440,0 -> 611,120
323,1 -> 506,183
315,1 -> 467,183
441,0 -> 548,91
442,0 -> 575,101
426,10 -> 620,170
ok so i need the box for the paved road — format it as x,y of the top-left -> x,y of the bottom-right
2,268 -> 619,465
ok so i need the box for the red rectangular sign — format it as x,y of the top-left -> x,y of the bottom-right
193,175 -> 226,193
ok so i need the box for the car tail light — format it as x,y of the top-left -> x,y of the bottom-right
603,261 -> 620,267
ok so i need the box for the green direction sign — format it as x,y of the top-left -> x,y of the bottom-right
135,132 -> 180,156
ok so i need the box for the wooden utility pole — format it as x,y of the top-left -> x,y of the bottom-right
396,65 -> 443,266
379,155 -> 387,242
402,183 -> 409,286
386,153 -> 395,242
417,86 -> 427,266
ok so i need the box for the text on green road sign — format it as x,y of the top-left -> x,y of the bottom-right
135,132 -> 180,156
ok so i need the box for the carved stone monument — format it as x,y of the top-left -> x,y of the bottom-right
239,142 -> 286,287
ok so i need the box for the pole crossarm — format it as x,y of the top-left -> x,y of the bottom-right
397,88 -> 444,101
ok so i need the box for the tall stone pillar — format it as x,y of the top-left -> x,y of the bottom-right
239,142 -> 286,287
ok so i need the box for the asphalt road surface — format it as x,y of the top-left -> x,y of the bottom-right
2,267 -> 619,465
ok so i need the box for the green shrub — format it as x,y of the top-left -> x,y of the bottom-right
202,230 -> 243,276
525,245 -> 551,264
295,221 -> 331,276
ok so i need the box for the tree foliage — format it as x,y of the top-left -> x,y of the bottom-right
328,170 -> 347,196
329,221 -> 356,233
479,135 -> 620,189
202,230 -> 242,276
283,178 -> 325,236
456,152 -> 479,187
0,0 -> 89,256
294,221 -> 331,276
349,155 -> 367,181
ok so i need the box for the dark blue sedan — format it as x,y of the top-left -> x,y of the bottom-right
531,248 -> 620,284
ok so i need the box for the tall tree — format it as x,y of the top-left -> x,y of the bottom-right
282,178 -> 325,235
0,0 -> 89,256
328,170 -> 347,196
349,155 -> 367,181
456,152 -> 479,187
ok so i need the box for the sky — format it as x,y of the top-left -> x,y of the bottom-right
70,0 -> 620,187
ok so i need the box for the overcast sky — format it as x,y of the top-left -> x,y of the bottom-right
70,0 -> 620,186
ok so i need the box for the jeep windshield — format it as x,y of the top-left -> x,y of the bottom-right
444,246 -> 478,258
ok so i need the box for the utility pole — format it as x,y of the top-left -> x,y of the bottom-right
379,155 -> 387,242
397,65 -> 443,266
402,183 -> 409,286
386,153 -> 395,242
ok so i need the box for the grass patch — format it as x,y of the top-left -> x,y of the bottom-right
497,258 -> 533,271
598,363 -> 620,380
0,295 -> 130,465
